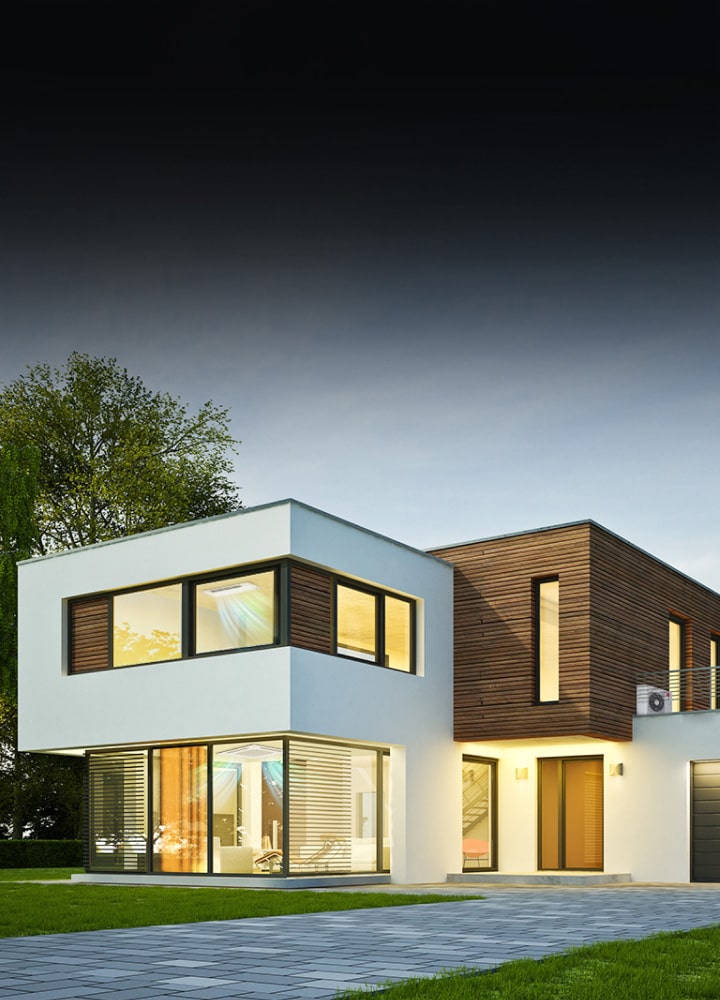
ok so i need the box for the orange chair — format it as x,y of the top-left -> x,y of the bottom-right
462,838 -> 489,869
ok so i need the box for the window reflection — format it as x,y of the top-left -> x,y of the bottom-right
196,571 -> 276,653
113,585 -> 182,667
152,746 -> 208,873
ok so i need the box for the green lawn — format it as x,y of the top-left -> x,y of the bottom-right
341,925 -> 720,999
0,872 -> 479,937
0,867 -> 82,882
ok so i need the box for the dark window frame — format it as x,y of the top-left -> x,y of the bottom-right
537,754 -> 604,872
333,577 -> 416,673
534,576 -> 560,704
462,754 -> 498,872
68,560 -> 284,674
87,736 -> 390,878
669,612 -> 689,711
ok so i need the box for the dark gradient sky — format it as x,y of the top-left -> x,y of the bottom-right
1,5 -> 719,581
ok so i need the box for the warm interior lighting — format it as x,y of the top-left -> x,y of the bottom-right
515,767 -> 529,780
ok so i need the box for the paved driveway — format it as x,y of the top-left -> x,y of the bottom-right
2,886 -> 720,999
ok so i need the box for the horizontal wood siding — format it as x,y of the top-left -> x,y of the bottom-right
589,525 -> 720,738
432,524 -> 592,742
70,597 -> 110,673
289,563 -> 334,654
434,521 -> 720,743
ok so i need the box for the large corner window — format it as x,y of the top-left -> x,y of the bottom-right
336,582 -> 414,672
113,584 -> 182,667
195,570 -> 277,654
70,563 -> 279,673
88,738 -> 390,877
536,577 -> 559,702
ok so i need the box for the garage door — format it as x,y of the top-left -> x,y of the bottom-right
692,762 -> 720,882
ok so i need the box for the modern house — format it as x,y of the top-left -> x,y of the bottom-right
17,500 -> 720,885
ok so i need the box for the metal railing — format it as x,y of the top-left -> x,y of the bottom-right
637,666 -> 720,714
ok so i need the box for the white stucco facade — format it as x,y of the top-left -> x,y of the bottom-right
18,499 -> 457,884
17,498 -> 720,885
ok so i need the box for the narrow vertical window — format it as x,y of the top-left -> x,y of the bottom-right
710,636 -> 719,710
669,616 -> 684,712
537,578 -> 559,702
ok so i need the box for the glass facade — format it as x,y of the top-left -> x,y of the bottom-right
113,584 -> 182,667
212,741 -> 284,874
152,746 -> 208,873
87,738 -> 389,877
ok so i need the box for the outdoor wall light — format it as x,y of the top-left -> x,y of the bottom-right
515,767 -> 529,780
609,763 -> 624,777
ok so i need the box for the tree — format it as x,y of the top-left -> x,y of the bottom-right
0,354 -> 242,838
0,352 -> 241,553
0,443 -> 40,698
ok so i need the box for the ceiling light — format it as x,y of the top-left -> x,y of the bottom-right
203,581 -> 260,597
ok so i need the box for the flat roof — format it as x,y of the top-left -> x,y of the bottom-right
430,518 -> 720,600
18,497 -> 451,568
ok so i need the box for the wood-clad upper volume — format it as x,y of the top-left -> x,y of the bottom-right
431,521 -> 720,743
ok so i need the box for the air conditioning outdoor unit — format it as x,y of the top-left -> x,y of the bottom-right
636,684 -> 673,715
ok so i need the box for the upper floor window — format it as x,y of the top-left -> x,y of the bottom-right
711,635 -> 720,710
113,584 -> 182,667
536,577 -> 559,702
70,564 -> 280,673
69,561 -> 416,675
195,570 -> 277,653
336,582 -> 414,672
669,615 -> 685,712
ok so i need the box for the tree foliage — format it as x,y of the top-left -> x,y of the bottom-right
0,354 -> 242,838
0,443 -> 40,698
0,352 -> 241,553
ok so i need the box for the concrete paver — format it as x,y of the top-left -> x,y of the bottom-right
1,886 -> 720,998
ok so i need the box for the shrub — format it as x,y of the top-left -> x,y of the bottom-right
0,839 -> 82,868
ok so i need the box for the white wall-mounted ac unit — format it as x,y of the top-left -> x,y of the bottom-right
636,684 -> 673,715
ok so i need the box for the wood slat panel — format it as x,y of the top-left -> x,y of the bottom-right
289,563 -> 333,654
432,521 -> 720,743
70,597 -> 110,673
433,523 -> 593,742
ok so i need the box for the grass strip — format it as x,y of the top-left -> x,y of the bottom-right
340,924 -> 720,999
0,881 -> 479,938
0,867 -> 82,882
